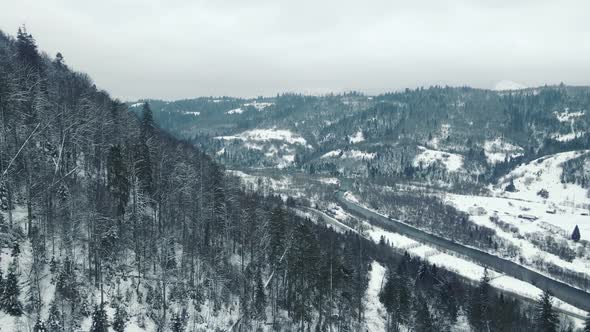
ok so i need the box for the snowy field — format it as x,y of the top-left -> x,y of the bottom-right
321,149 -> 376,160
483,138 -> 524,164
216,128 -> 309,147
413,146 -> 464,172
497,150 -> 590,207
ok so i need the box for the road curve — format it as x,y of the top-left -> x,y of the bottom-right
336,191 -> 590,312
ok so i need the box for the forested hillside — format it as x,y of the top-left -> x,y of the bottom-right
136,86 -> 590,189
0,27 -> 576,331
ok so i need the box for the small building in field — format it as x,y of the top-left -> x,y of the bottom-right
518,214 -> 538,221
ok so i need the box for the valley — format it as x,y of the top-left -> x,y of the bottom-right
135,88 -> 590,328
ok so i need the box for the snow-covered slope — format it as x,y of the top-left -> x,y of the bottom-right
216,128 -> 308,146
483,138 -> 524,164
497,150 -> 590,206
413,146 -> 463,172
364,262 -> 387,331
493,80 -> 527,91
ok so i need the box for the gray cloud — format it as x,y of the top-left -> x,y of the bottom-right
1,0 -> 589,100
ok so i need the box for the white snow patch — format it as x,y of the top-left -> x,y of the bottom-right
344,191 -> 361,204
226,107 -> 244,114
498,150 -> 590,206
321,149 -> 375,160
493,80 -> 527,91
243,101 -> 274,111
413,146 -> 464,172
184,111 -> 200,116
321,150 -> 343,159
317,177 -> 340,185
484,138 -> 524,164
215,128 -> 308,146
555,110 -> 585,123
364,261 -> 387,332
551,132 -> 582,142
350,130 -> 365,144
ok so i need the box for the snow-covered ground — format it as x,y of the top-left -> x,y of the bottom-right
555,109 -> 585,123
0,206 -> 243,332
551,109 -> 586,142
483,138 -> 524,164
446,193 -> 590,279
321,149 -> 376,160
364,261 -> 387,331
413,146 -> 464,172
341,192 -> 588,322
216,128 -> 309,146
349,130 -> 365,144
551,132 -> 583,142
497,150 -> 590,207
226,107 -> 244,114
243,101 -> 273,111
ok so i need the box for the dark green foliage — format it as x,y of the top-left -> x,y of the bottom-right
1,261 -> 23,316
583,312 -> 590,332
107,145 -> 130,216
16,25 -> 39,66
535,290 -> 559,332
537,188 -> 549,199
47,301 -> 62,332
379,267 -> 411,330
572,225 -> 581,242
55,256 -> 79,302
414,297 -> 434,332
505,179 -> 516,192
34,319 -> 47,332
113,305 -> 128,332
254,273 -> 266,321
90,304 -> 109,332
469,268 -> 491,331
11,241 -> 20,257
170,312 -> 187,332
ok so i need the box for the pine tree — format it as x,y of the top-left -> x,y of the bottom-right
107,144 -> 130,216
583,312 -> 590,332
113,305 -> 127,332
535,290 -> 558,332
47,301 -> 62,332
379,268 -> 396,311
11,241 -> 20,257
572,225 -> 581,242
254,273 -> 267,321
0,269 -> 4,311
16,25 -> 39,66
1,261 -> 23,316
90,304 -> 109,332
170,312 -> 185,332
414,296 -> 434,332
137,103 -> 154,194
505,179 -> 516,192
34,319 -> 47,332
469,267 -> 491,331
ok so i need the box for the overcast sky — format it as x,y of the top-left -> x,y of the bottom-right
1,0 -> 589,100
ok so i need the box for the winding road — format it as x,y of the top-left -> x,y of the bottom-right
335,191 -> 590,313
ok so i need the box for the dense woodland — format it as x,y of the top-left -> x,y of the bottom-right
0,27 -> 587,331
139,84 -> 590,189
